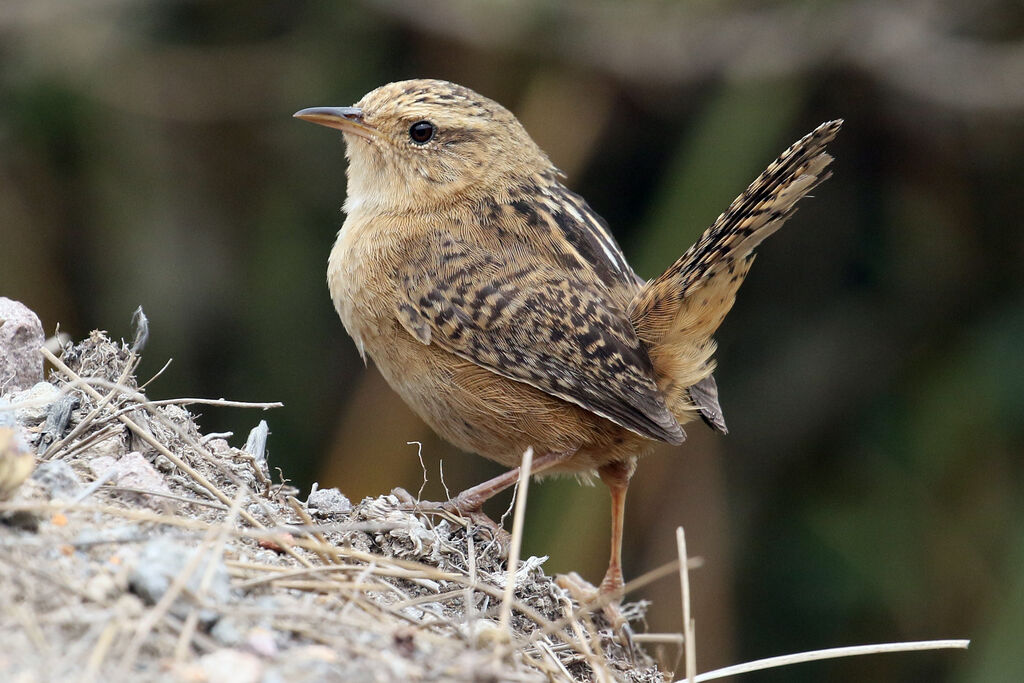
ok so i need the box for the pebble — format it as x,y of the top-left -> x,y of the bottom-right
129,537 -> 233,623
90,451 -> 173,500
196,649 -> 264,683
8,382 -> 62,425
0,298 -> 44,396
306,485 -> 352,516
31,459 -> 82,499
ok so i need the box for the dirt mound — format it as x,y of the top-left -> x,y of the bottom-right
1,328 -> 664,682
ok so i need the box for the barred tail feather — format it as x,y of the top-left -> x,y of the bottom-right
629,120 -> 842,412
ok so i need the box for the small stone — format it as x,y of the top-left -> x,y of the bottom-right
210,616 -> 246,647
8,382 -> 62,425
245,503 -> 269,523
306,485 -> 352,516
84,572 -> 119,602
245,626 -> 278,657
82,427 -> 127,459
197,649 -> 264,683
31,459 -> 82,499
0,299 -> 45,396
90,451 -> 173,502
129,537 -> 233,623
258,533 -> 294,553
114,593 -> 144,618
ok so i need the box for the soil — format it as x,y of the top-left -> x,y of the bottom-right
0,330 -> 671,682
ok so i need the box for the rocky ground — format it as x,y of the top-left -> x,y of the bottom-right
0,299 -> 672,682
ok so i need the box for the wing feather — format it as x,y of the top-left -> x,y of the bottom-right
395,237 -> 685,445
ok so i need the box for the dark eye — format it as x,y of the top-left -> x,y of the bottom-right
409,120 -> 436,144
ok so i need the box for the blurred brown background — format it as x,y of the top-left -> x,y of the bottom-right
1,1 -> 1021,680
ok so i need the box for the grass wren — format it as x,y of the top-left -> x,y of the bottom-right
296,79 -> 840,597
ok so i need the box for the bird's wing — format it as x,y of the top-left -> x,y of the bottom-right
394,237 -> 685,445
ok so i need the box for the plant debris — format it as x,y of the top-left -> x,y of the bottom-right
0,327 -> 668,682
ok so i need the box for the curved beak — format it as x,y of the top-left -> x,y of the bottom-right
293,107 -> 377,140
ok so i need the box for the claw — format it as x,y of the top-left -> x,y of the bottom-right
556,571 -> 636,649
396,493 -> 511,555
390,486 -> 417,504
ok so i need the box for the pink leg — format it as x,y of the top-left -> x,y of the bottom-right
444,450 -> 571,512
598,460 -> 634,597
395,450 -> 573,544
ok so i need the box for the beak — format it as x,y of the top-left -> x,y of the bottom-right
293,106 -> 377,140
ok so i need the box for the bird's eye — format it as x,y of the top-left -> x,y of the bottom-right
409,121 -> 436,144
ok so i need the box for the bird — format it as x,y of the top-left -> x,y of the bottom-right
295,79 -> 840,600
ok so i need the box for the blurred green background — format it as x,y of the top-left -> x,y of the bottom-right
1,1 -> 1021,680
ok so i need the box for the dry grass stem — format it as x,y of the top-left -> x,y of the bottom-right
676,526 -> 696,682
0,330 -> 967,681
499,446 -> 534,636
686,639 -> 970,682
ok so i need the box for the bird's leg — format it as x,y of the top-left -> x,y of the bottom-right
445,449 -> 573,512
558,461 -> 636,637
397,450 -> 573,546
572,459 -> 637,639
598,459 -> 634,597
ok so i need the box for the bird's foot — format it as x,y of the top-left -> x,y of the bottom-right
440,494 -> 512,552
390,486 -> 418,505
555,571 -> 634,648
391,487 -> 511,553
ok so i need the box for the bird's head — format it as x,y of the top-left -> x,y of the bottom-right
295,79 -> 554,214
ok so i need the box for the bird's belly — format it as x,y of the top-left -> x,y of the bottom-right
327,219 -> 652,472
361,322 -> 648,471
